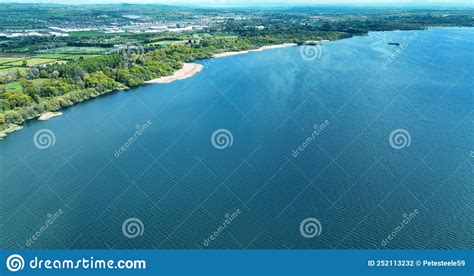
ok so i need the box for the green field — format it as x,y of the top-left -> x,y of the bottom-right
9,58 -> 58,66
0,81 -> 22,92
0,67 -> 27,76
0,57 -> 28,65
35,54 -> 72,59
68,31 -> 108,37
0,53 -> 105,76
146,40 -> 185,46
37,53 -> 103,60
0,78 -> 47,93
42,46 -> 112,54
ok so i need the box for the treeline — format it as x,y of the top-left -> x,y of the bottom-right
0,34 -> 267,128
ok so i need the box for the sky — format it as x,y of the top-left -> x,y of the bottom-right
2,0 -> 472,7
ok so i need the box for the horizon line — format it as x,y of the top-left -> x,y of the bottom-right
0,1 -> 473,9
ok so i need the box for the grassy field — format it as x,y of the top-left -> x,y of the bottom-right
35,54 -> 72,59
9,58 -> 58,66
0,57 -> 28,65
0,67 -> 27,76
37,53 -> 103,60
0,78 -> 47,93
146,39 -> 185,46
42,46 -> 112,54
0,53 -> 104,76
0,81 -> 22,92
68,31 -> 108,37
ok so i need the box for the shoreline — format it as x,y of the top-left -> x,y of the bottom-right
38,111 -> 63,121
0,42 -> 315,140
145,63 -> 203,84
0,111 -> 62,139
213,43 -> 297,58
0,124 -> 23,140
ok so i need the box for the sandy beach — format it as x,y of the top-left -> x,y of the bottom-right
213,50 -> 251,58
213,43 -> 297,58
146,43 -> 298,83
38,111 -> 63,121
145,63 -> 203,84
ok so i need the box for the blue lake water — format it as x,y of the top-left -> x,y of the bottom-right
1,28 -> 473,249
